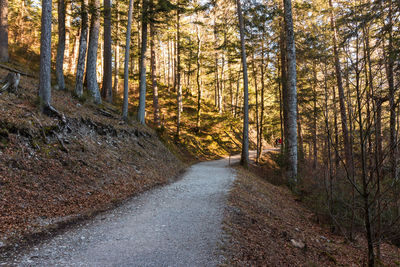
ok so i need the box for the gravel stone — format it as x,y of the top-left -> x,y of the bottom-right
4,157 -> 238,266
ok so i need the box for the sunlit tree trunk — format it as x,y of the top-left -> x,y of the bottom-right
176,4 -> 182,137
196,25 -> 202,129
122,0 -> 134,120
150,0 -> 159,127
75,0 -> 89,98
113,5 -> 120,94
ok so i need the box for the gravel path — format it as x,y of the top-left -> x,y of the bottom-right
3,155 -> 241,267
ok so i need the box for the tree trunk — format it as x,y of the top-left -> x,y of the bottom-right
86,0 -> 101,104
312,63 -> 318,168
196,24 -> 202,129
329,0 -> 352,178
0,0 -> 8,62
75,0 -> 89,98
252,52 -> 260,162
64,2 -> 70,71
137,0 -> 148,125
176,5 -> 182,137
122,0 -> 134,120
150,0 -> 159,127
258,38 -> 265,162
39,0 -> 53,109
56,0 -> 66,91
102,0 -> 112,102
386,0 -> 397,182
283,0 -> 298,184
236,0 -> 249,167
113,4 -> 120,94
70,30 -> 80,74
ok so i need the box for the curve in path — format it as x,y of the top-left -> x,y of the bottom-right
4,156 -> 239,267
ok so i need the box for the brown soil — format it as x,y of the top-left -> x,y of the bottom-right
0,67 -> 186,252
222,161 -> 400,266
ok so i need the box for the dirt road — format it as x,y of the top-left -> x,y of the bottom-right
3,156 -> 241,266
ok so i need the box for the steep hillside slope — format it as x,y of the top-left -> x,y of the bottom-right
0,60 -> 256,254
0,67 -> 186,252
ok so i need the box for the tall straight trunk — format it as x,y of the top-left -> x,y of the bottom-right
186,48 -> 192,94
312,63 -> 318,168
234,70 -> 240,117
329,0 -> 352,178
137,0 -> 149,124
332,86 -> 340,169
0,0 -> 8,62
252,52 -> 260,162
167,37 -> 171,90
86,0 -> 101,104
70,30 -> 80,74
219,54 -> 224,114
75,0 -> 89,98
64,2 -> 70,71
283,0 -> 298,184
354,34 -> 375,266
323,63 -> 334,213
236,0 -> 249,167
102,0 -> 113,102
196,25 -> 202,129
150,0 -> 159,126
277,56 -> 284,149
56,0 -> 66,91
113,5 -> 120,93
229,61 -> 234,115
386,0 -> 397,182
122,0 -> 134,120
176,5 -> 182,137
258,38 -> 265,162
297,107 -> 304,161
39,0 -> 53,109
280,22 -> 288,149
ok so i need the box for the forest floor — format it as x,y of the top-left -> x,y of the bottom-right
0,59 -> 253,257
3,155 -> 239,266
222,151 -> 400,266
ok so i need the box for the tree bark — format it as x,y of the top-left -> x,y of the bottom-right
75,0 -> 89,98
176,4 -> 182,137
86,0 -> 101,104
102,0 -> 113,102
196,24 -> 202,129
150,0 -> 159,126
137,0 -> 149,125
39,0 -> 53,109
236,0 -> 249,167
0,0 -> 8,62
122,0 -> 134,120
329,0 -> 352,179
283,0 -> 298,184
113,4 -> 120,93
56,0 -> 66,91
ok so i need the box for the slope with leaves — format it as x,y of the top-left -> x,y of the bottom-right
0,66 -> 186,255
